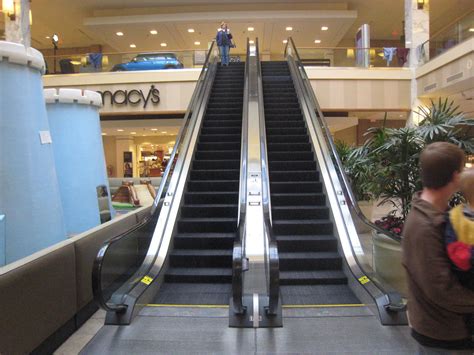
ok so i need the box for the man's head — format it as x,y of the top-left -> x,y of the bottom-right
459,168 -> 474,204
420,142 -> 465,190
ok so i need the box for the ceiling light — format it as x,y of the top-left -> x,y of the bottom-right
469,28 -> 474,32
131,132 -> 137,134
249,40 -> 254,44
130,44 -> 136,48
160,43 -> 167,47
248,27 -> 254,32
101,133 -> 107,136
283,40 -> 288,44
321,26 -> 329,31
52,34 -> 59,44
116,32 -> 124,36
117,129 -> 124,132
150,30 -> 158,35
161,131 -> 167,134
142,135 -> 146,137
286,27 -> 293,31
188,28 -> 194,33
151,128 -> 158,131
194,41 -> 201,45
314,39 -> 321,44
45,36 -> 50,39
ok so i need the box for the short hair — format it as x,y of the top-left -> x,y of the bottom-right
459,168 -> 474,202
420,142 -> 465,189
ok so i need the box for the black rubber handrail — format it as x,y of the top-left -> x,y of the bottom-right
92,41 -> 217,312
284,37 -> 401,244
256,38 -> 280,315
232,38 -> 250,315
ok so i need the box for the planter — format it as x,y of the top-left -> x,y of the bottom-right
372,231 -> 407,296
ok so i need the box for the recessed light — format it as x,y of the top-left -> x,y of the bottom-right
160,43 -> 167,47
130,44 -> 136,48
45,36 -> 50,39
469,28 -> 474,32
150,30 -> 158,35
249,40 -> 254,44
116,32 -> 124,36
188,28 -> 194,33
142,135 -> 146,137
283,40 -> 288,44
314,39 -> 321,44
151,128 -> 158,131
101,133 -> 107,136
248,27 -> 254,32
194,41 -> 201,45
117,129 -> 124,132
161,131 -> 167,134
131,132 -> 137,134
321,26 -> 328,31
286,27 -> 293,31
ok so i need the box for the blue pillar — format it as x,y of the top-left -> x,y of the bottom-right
45,88 -> 114,235
0,41 -> 66,265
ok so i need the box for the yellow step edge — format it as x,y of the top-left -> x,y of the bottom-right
143,303 -> 366,308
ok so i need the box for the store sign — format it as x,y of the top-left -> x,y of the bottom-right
97,85 -> 160,109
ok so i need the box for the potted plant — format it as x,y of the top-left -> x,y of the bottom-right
348,99 -> 473,294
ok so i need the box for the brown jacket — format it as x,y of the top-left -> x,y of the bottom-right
402,193 -> 474,340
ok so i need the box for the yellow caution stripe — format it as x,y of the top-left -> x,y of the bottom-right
145,304 -> 229,308
283,304 -> 366,308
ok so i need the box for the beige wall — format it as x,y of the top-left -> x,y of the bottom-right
333,125 -> 358,146
102,136 -> 117,177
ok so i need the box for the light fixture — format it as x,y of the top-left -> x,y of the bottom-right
51,34 -> 59,73
117,129 -> 124,132
286,27 -> 293,31
283,40 -> 288,44
469,28 -> 474,32
150,30 -> 158,35
151,128 -> 158,131
161,131 -> 167,134
314,39 -> 321,44
101,133 -> 107,136
1,0 -> 15,20
187,28 -> 194,33
321,26 -> 329,31
160,43 -> 167,47
194,41 -> 200,45
52,34 -> 59,45
131,132 -> 137,135
248,27 -> 254,32
29,9 -> 32,25
417,0 -> 424,10
116,31 -> 124,36
130,44 -> 136,48
45,36 -> 50,39
346,48 -> 355,59
249,40 -> 254,44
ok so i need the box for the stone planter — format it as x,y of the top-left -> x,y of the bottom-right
372,231 -> 407,296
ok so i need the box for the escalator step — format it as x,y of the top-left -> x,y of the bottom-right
267,135 -> 308,144
269,161 -> 316,171
267,143 -> 312,152
269,170 -> 319,182
181,205 -> 238,218
187,180 -> 239,192
276,234 -> 337,252
203,120 -> 242,128
165,268 -> 233,283
190,169 -> 239,180
197,142 -> 241,151
184,192 -> 239,204
270,181 -> 322,193
193,160 -> 240,170
279,252 -> 342,271
201,127 -> 242,135
272,205 -> 329,219
271,193 -> 326,206
169,249 -> 233,268
174,233 -> 235,249
268,151 -> 314,161
273,219 -> 333,235
280,270 -> 347,285
199,134 -> 241,143
194,150 -> 240,160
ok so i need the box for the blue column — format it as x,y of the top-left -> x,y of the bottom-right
0,41 -> 66,264
45,88 -> 114,235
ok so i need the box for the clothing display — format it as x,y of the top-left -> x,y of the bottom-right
383,47 -> 397,66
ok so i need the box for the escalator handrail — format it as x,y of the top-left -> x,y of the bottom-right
256,38 -> 280,315
285,37 -> 401,243
232,38 -> 250,315
92,41 -> 217,312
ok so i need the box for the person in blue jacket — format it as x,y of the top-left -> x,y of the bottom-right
216,22 -> 232,66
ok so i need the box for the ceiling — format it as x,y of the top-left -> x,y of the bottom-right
6,0 -> 468,55
100,118 -> 182,136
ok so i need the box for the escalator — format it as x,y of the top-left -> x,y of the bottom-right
261,61 -> 359,305
154,63 -> 245,304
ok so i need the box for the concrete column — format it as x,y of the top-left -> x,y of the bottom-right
405,0 -> 430,126
4,0 -> 31,47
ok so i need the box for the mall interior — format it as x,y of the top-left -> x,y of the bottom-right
0,0 -> 473,353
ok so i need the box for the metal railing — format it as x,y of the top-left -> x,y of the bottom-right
256,38 -> 280,316
231,38 -> 250,315
92,41 -> 219,318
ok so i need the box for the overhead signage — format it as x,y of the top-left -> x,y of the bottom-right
97,85 -> 160,109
